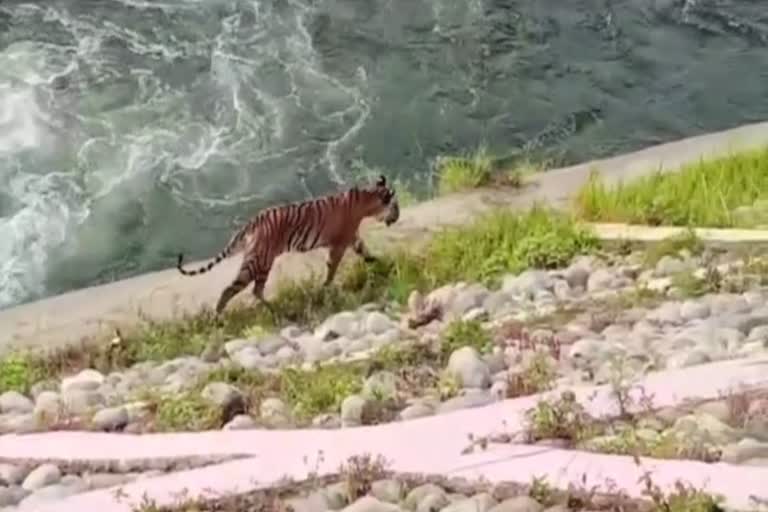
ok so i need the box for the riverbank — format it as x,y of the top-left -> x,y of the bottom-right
2,121 -> 768,358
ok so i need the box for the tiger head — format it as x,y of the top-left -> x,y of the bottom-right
359,174 -> 400,226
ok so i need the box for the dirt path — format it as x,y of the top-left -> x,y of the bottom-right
2,121 -> 768,356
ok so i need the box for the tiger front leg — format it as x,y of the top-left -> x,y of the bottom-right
324,244 -> 348,286
352,237 -> 377,263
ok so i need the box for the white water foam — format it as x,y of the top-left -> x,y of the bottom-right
0,0 -> 372,308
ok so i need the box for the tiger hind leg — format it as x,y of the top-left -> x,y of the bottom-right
215,258 -> 267,315
251,274 -> 277,319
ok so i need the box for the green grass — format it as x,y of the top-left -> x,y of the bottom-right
643,229 -> 704,267
435,146 -> 538,195
0,206 -> 599,395
573,147 -> 768,228
439,319 -> 492,363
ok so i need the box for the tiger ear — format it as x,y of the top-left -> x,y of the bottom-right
375,175 -> 387,187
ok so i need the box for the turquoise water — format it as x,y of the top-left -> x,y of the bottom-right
1,0 -> 767,308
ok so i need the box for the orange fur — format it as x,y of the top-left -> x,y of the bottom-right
177,175 -> 399,314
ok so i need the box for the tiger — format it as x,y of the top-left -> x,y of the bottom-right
176,175 -> 400,315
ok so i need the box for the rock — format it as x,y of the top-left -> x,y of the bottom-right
399,403 -> 435,421
60,369 -> 105,393
408,290 -> 426,314
321,482 -> 349,510
720,438 -> 768,464
0,411 -> 40,433
363,371 -> 399,401
371,479 -> 405,504
669,413 -> 739,446
586,268 -> 616,292
201,382 -> 246,421
33,391 -> 62,419
502,270 -> 552,300
365,312 -> 395,335
563,258 -> 593,289
223,338 -> 253,357
200,342 -> 224,363
0,391 -> 33,414
256,335 -> 290,355
748,325 -> 768,343
446,347 -> 491,389
260,398 -> 290,422
567,338 -> 603,366
84,472 -> 134,490
694,400 -> 731,424
416,491 -> 449,512
437,390 -> 494,413
483,292 -> 516,316
442,493 -> 497,512
229,346 -> 266,370
0,486 -> 26,507
645,277 -> 672,293
312,413 -> 341,429
680,300 -> 710,321
552,280 -> 571,301
647,302 -> 682,325
665,349 -> 710,369
316,311 -> 362,341
490,380 -> 508,400
0,464 -> 27,487
19,481 -> 88,507
340,395 -> 368,427
488,496 -> 544,512
60,389 -> 106,416
91,406 -> 129,431
404,483 -> 448,512
449,284 -> 490,317
654,256 -> 692,277
223,414 -> 257,430
22,464 -> 62,491
343,496 -> 402,512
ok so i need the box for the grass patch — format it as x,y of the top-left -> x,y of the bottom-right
573,147 -> 768,227
643,229 -> 704,267
435,145 -> 536,194
439,319 -> 492,362
0,207 -> 599,393
524,391 -> 599,444
395,206 -> 599,291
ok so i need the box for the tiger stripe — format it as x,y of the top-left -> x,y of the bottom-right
176,175 -> 399,314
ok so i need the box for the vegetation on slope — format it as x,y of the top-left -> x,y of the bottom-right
0,206 -> 598,393
573,147 -> 768,228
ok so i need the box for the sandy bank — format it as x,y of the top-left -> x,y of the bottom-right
2,120 -> 768,356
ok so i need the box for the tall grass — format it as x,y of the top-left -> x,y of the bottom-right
573,147 -> 768,227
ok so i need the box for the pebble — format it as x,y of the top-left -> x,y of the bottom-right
0,392 -> 33,415
22,464 -> 61,491
446,347 -> 491,389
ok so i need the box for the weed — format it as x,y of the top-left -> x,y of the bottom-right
524,391 -> 597,444
145,391 -> 222,432
439,319 -> 492,362
528,475 -> 557,507
338,453 -> 391,503
507,351 -> 557,398
644,229 -> 704,267
573,147 -> 768,228
671,268 -> 723,298
412,206 -> 599,288
279,364 -> 363,419
0,353 -> 45,394
640,473 -> 725,512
